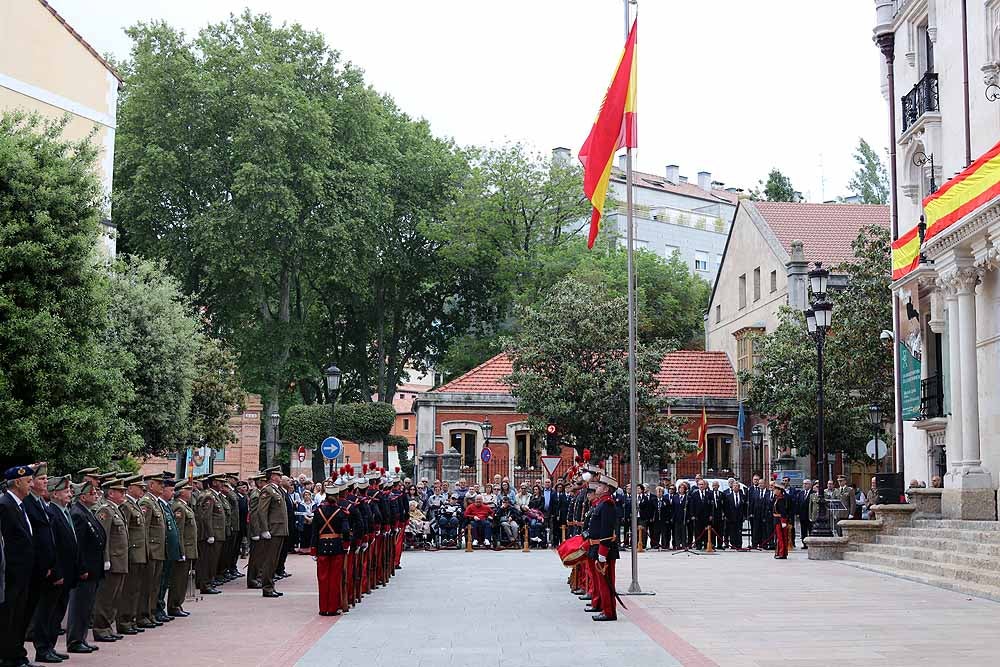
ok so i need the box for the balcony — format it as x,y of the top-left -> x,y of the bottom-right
919,374 -> 943,420
902,72 -> 939,132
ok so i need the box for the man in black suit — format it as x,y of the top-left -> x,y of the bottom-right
0,464 -> 38,667
688,480 -> 714,549
723,480 -> 747,549
549,482 -> 570,546
635,484 -> 654,549
34,476 -> 79,661
709,481 -> 726,549
670,483 -> 688,549
648,486 -> 670,550
66,481 -> 105,654
752,479 -> 774,549
799,479 -> 815,545
23,464 -> 67,664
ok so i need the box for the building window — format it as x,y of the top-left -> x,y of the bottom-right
753,267 -> 761,301
735,329 -> 762,401
450,430 -> 477,468
715,304 -> 721,323
770,270 -> 777,293
665,244 -> 680,259
706,435 -> 733,474
214,448 -> 226,462
515,431 -> 542,469
738,274 -> 747,309
403,418 -> 410,430
695,251 -> 709,272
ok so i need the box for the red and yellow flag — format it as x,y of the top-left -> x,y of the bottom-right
891,224 -> 921,280
694,404 -> 707,462
923,138 -> 1000,242
579,19 -> 638,249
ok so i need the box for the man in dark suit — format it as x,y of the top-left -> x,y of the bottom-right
709,481 -> 726,549
799,479 -> 815,545
723,480 -> 747,549
24,464 -> 67,664
753,479 -> 774,549
549,482 -> 570,546
687,480 -> 714,549
635,485 -> 654,549
648,486 -> 670,550
0,464 -> 38,667
670,483 -> 688,549
35,475 -> 79,661
66,481 -> 105,654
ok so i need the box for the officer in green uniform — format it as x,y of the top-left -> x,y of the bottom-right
92,478 -> 129,643
254,467 -> 289,598
223,474 -> 242,580
155,478 -> 180,622
168,480 -> 197,617
246,473 -> 265,589
137,474 -> 167,629
116,475 -> 148,636
195,474 -> 226,594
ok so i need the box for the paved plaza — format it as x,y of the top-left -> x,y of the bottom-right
69,546 -> 1000,667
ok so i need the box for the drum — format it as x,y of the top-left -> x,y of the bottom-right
557,535 -> 588,567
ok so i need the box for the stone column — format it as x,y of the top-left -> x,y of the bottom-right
942,282 -> 963,472
440,451 -> 461,484
955,267 -> 983,469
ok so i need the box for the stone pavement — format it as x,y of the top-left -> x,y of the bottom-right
62,544 -> 1000,666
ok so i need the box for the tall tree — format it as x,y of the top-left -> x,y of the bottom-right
504,278 -> 689,465
751,168 -> 797,202
0,112 -> 130,470
848,138 -> 890,204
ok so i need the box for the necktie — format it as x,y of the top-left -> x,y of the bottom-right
21,502 -> 32,535
63,506 -> 77,539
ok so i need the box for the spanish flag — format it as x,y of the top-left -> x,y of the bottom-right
579,19 -> 638,249
924,138 -> 1000,242
694,403 -> 707,462
891,224 -> 921,280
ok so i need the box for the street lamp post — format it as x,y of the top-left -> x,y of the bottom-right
480,417 -> 493,477
268,411 -> 280,471
324,364 -> 342,481
805,262 -> 835,538
868,403 -> 883,473
751,425 -> 764,476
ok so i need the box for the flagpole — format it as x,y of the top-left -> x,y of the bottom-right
623,0 -> 646,596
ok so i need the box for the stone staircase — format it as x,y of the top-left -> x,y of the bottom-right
842,519 -> 1000,602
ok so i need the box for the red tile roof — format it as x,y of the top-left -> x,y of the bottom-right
752,201 -> 889,266
433,351 -> 737,400
655,351 -> 737,399
610,167 -> 741,205
433,354 -> 514,394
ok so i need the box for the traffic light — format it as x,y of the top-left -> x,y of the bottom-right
545,420 -> 559,450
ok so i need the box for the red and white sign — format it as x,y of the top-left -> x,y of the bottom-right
540,455 -> 562,477
297,446 -> 306,463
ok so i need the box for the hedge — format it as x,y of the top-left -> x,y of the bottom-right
282,402 -> 396,450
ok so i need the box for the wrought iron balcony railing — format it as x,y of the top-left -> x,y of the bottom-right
902,72 -> 939,132
920,374 -> 944,420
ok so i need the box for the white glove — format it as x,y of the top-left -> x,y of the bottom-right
207,537 -> 215,544
251,535 -> 260,541
261,531 -> 272,540
598,554 -> 607,563
180,556 -> 186,562
103,561 -> 111,571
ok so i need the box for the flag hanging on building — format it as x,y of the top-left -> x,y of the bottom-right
694,403 -> 707,461
579,19 -> 638,249
923,138 -> 1000,242
736,401 -> 746,442
891,224 -> 921,280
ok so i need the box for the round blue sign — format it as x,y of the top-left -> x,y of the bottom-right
481,447 -> 492,463
321,436 -> 343,460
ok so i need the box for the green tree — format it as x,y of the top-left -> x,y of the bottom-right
186,334 -> 246,455
740,225 -> 893,462
503,278 -> 689,465
0,112 -> 130,470
848,138 -> 889,204
751,168 -> 797,202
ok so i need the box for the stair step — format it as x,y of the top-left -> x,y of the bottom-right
857,542 -> 1000,570
913,519 -> 1000,531
842,551 -> 1000,588
839,557 -> 1000,604
894,527 -> 1000,544
877,534 -> 1000,557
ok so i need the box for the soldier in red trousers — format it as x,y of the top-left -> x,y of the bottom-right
311,477 -> 350,616
588,470 -> 620,622
772,483 -> 789,560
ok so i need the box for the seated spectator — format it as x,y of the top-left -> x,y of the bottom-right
498,480 -> 515,506
454,479 -> 470,506
424,481 -> 447,514
495,497 -> 521,544
481,483 -> 498,508
407,500 -> 431,538
515,483 -> 532,509
463,494 -> 495,547
437,495 -> 462,544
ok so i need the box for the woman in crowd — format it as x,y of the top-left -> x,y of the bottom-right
515,482 -> 532,509
498,480 -> 515,506
295,491 -> 315,552
406,500 -> 432,543
406,485 -> 420,504
672,481 -> 689,549
526,484 -> 547,545
481,483 -> 498,508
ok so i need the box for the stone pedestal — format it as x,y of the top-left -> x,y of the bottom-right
419,451 -> 440,483
838,519 -> 883,545
440,451 -> 461,484
905,488 -> 943,519
803,536 -> 850,560
870,504 -> 916,531
942,488 -> 997,520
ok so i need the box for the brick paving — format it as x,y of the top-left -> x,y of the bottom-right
57,545 -> 1000,666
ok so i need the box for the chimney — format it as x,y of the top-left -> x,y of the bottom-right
679,175 -> 688,183
618,155 -> 627,170
665,164 -> 680,184
551,147 -> 571,164
697,171 -> 712,191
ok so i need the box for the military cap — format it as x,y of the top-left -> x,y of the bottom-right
324,481 -> 339,495
47,474 -> 71,492
97,472 -> 117,482
32,462 -> 48,477
72,480 -> 93,497
163,478 -> 177,487
143,473 -> 164,483
161,470 -> 176,479
174,479 -> 190,492
248,472 -> 265,481
101,478 -> 127,491
4,465 -> 34,481
115,471 -> 133,480
226,472 -> 239,479
77,467 -> 100,476
264,466 -> 282,475
124,474 -> 146,487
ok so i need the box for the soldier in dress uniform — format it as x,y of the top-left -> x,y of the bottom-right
168,480 -> 197,618
255,467 -> 289,598
195,474 -> 226,595
772,483 -> 790,560
246,473 -> 266,589
66,480 -> 105,654
587,469 -> 620,622
117,475 -> 148,636
92,478 -> 128,643
353,467 -> 373,597
220,474 -> 240,582
137,474 -> 167,629
336,468 -> 356,610
154,478 -> 180,623
0,465 -> 37,667
33,474 -> 79,663
311,476 -> 350,616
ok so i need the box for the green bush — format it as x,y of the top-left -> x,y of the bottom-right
282,402 -> 396,450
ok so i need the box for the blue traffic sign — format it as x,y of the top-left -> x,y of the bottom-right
481,447 -> 492,463
321,436 -> 343,460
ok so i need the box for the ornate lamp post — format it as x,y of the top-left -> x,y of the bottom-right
480,417 -> 493,474
323,364 -> 342,479
267,411 -> 280,470
868,403 -> 883,473
751,424 -> 764,475
805,262 -> 834,537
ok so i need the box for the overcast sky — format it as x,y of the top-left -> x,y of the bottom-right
51,0 -> 887,201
